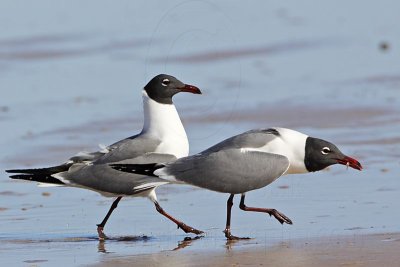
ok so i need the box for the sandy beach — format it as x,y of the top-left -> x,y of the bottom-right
93,233 -> 400,267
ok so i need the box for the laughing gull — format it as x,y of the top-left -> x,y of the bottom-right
111,127 -> 362,239
6,74 -> 203,240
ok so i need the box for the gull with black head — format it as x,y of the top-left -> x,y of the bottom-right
112,127 -> 362,240
6,74 -> 203,240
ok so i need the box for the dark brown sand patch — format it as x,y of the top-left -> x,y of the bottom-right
0,33 -> 87,47
0,191 -> 27,197
24,260 -> 48,264
0,33 -> 153,62
338,74 -> 400,86
151,40 -> 331,63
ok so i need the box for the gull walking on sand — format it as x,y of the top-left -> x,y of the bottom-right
6,74 -> 203,240
112,127 -> 362,239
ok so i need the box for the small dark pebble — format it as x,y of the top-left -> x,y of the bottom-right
379,41 -> 389,51
24,260 -> 48,263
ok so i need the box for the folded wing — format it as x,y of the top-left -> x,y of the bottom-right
157,148 -> 290,194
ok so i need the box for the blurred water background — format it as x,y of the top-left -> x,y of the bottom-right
0,1 -> 399,266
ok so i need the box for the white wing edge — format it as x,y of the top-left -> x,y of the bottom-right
133,181 -> 169,190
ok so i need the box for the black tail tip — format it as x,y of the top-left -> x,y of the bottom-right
9,174 -> 28,179
5,169 -> 31,174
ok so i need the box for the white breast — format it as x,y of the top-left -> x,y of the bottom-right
141,91 -> 189,159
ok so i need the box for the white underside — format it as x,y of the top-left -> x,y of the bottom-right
45,175 -> 165,198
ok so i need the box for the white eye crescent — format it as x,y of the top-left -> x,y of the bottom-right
161,78 -> 170,87
321,147 -> 331,155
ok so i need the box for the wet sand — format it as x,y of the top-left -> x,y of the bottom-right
94,233 -> 400,267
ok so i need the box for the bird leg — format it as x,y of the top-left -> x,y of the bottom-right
239,194 -> 293,225
97,196 -> 122,241
154,201 -> 204,235
223,194 -> 250,240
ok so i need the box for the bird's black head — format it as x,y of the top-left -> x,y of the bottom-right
144,74 -> 201,104
304,137 -> 362,172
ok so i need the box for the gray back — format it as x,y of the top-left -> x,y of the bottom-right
203,128 -> 279,153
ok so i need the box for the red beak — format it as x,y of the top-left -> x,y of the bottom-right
180,84 -> 202,94
336,156 -> 363,171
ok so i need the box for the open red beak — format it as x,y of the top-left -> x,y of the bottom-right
336,156 -> 363,171
180,84 -> 202,94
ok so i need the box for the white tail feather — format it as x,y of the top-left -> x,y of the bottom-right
133,182 -> 168,190
37,183 -> 64,187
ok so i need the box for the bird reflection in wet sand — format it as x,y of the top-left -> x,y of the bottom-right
97,235 -> 151,253
97,235 -> 202,253
224,237 -> 256,251
172,236 -> 203,251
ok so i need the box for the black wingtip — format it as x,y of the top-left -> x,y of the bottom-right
6,165 -> 71,185
9,174 -> 33,180
6,168 -> 47,174
110,163 -> 163,177
5,164 -> 71,175
6,169 -> 22,173
9,173 -> 65,184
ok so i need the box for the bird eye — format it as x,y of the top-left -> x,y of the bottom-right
161,78 -> 170,87
321,147 -> 331,155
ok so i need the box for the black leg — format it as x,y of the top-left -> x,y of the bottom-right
223,194 -> 249,240
97,196 -> 122,240
154,201 -> 204,235
239,194 -> 293,225
223,194 -> 235,239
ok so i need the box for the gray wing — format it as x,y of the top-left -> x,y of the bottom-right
58,153 -> 177,196
93,134 -> 161,164
68,151 -> 105,163
65,133 -> 161,165
160,148 -> 289,194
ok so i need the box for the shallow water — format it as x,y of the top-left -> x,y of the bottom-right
1,0 -> 400,266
